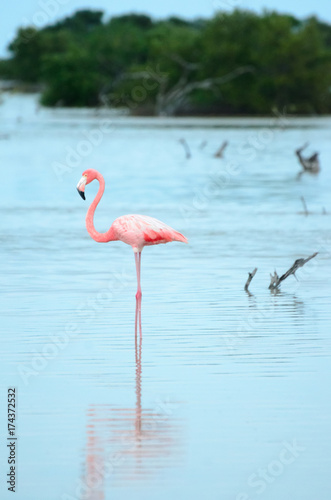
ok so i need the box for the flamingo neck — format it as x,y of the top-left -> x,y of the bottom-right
85,172 -> 116,243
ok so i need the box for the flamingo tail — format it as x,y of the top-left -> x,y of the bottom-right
173,231 -> 188,244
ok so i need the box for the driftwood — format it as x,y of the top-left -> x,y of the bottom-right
295,143 -> 320,173
244,268 -> 258,292
179,138 -> 191,159
268,252 -> 318,290
214,140 -> 228,158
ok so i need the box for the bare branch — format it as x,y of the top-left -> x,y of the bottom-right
202,66 -> 254,87
296,142 -> 309,155
244,268 -> 258,292
295,143 -> 320,173
214,140 -> 228,158
269,253 -> 318,290
300,196 -> 309,216
178,66 -> 254,95
158,66 -> 254,116
179,138 -> 191,159
269,271 -> 280,289
168,53 -> 199,72
104,61 -> 254,116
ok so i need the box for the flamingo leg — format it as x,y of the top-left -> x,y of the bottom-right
138,252 -> 142,334
135,252 -> 142,300
134,252 -> 142,335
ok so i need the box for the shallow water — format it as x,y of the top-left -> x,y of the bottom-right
1,94 -> 331,500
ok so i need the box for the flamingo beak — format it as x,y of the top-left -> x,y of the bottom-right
76,176 -> 87,200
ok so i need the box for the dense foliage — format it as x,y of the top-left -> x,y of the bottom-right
1,9 -> 331,115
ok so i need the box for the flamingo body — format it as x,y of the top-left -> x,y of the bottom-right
111,214 -> 187,253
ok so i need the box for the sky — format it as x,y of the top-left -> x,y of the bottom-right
1,0 -> 330,57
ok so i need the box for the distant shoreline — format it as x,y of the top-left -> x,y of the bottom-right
1,89 -> 331,119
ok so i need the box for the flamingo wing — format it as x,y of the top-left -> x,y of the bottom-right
112,214 -> 187,251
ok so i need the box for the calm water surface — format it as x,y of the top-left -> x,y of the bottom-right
1,94 -> 331,500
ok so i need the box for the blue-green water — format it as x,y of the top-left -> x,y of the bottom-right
1,94 -> 331,500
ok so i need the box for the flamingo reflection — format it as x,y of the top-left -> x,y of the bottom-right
82,303 -> 181,498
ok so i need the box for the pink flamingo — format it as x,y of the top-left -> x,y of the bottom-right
77,169 -> 188,332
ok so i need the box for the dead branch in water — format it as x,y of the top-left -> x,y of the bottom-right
214,140 -> 228,158
295,143 -> 320,174
244,268 -> 258,292
300,196 -> 309,216
179,138 -> 191,159
268,252 -> 318,290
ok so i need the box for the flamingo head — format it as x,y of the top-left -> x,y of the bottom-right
76,169 -> 98,200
